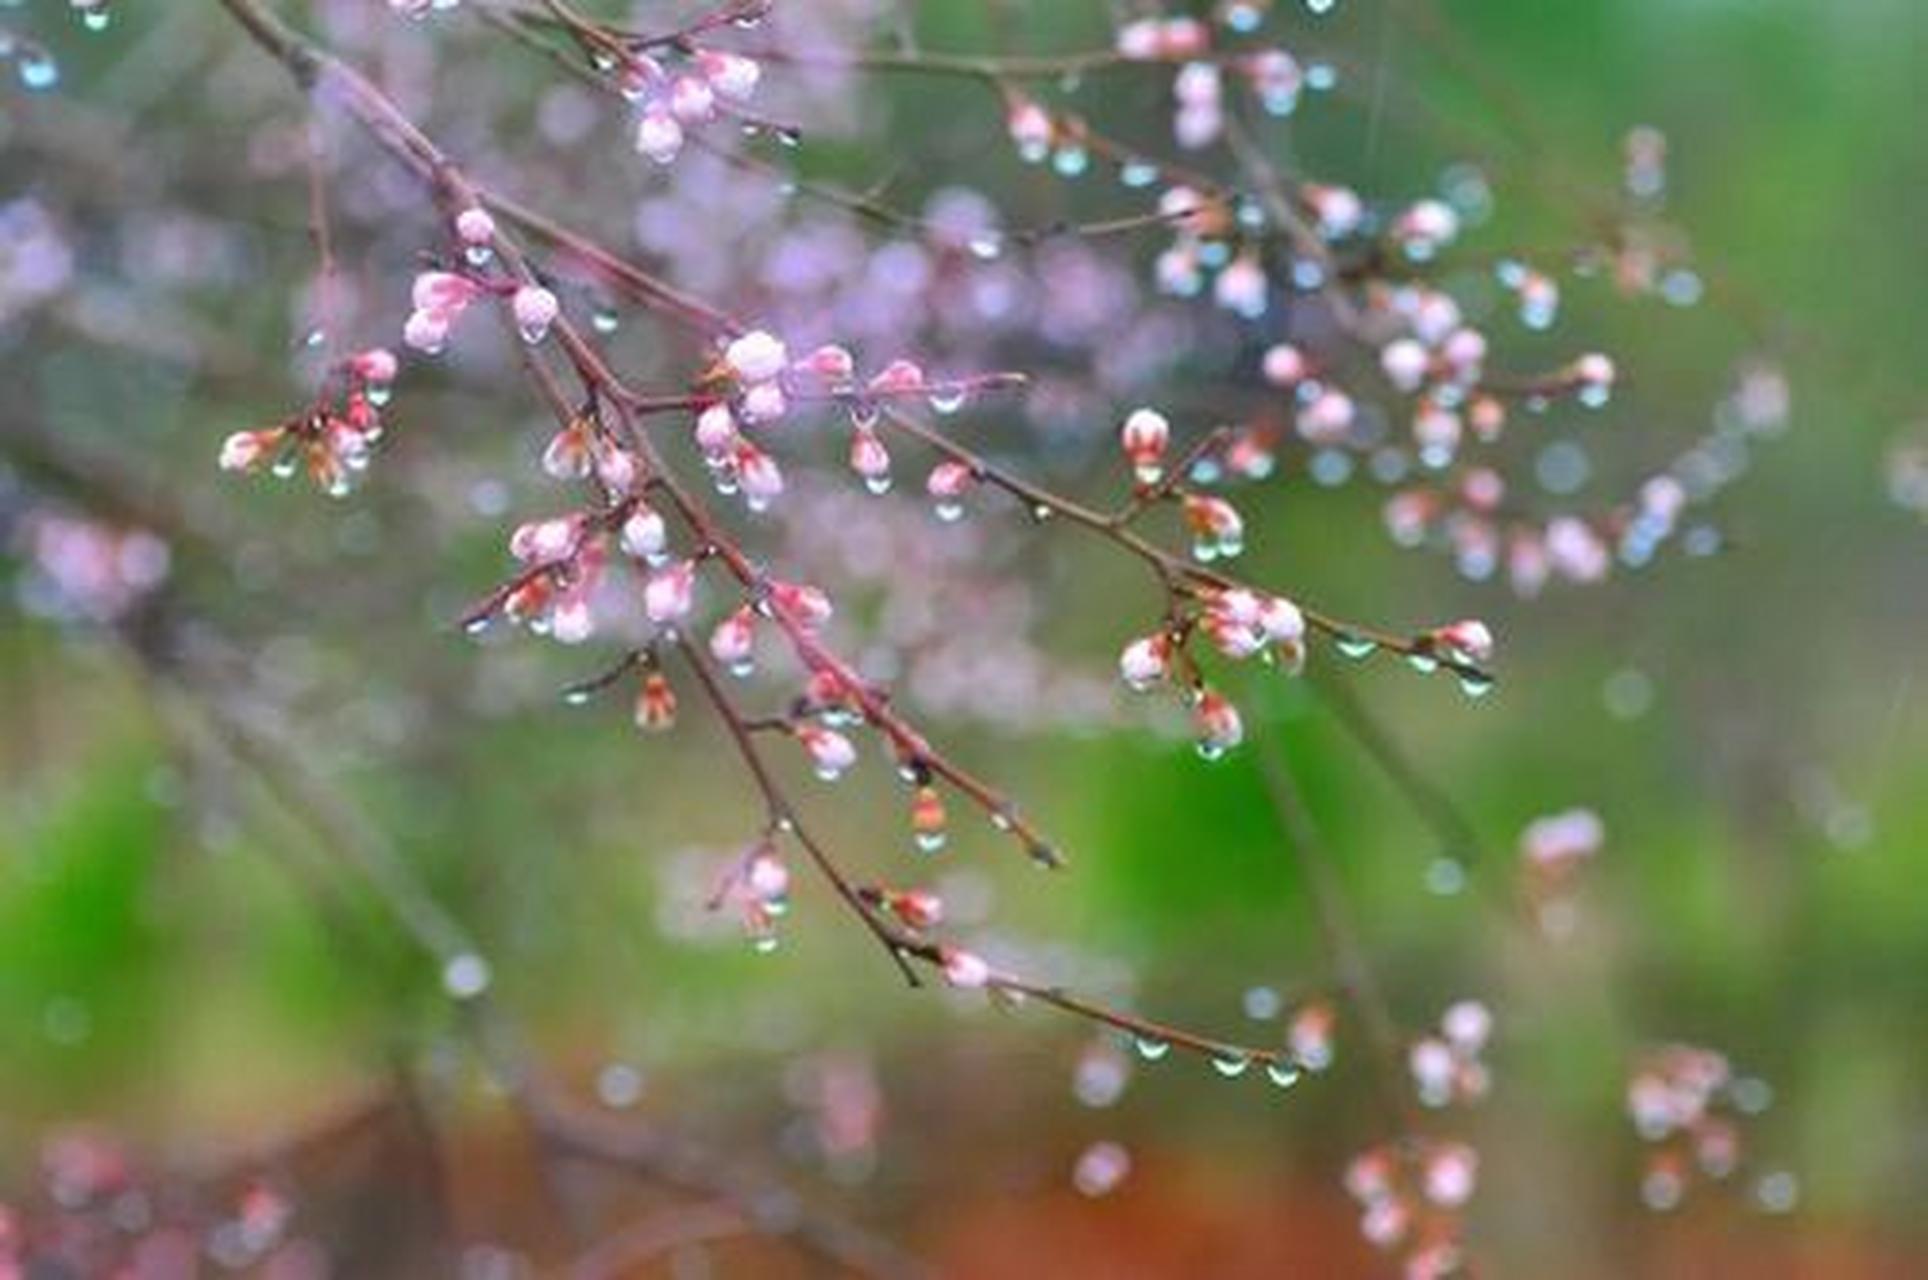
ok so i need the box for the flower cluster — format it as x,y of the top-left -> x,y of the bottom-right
1408,1000 -> 1493,1109
1627,1044 -> 1772,1211
218,348 -> 398,497
1344,1139 -> 1480,1279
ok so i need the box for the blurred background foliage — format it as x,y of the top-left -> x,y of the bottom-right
1,0 -> 1924,1275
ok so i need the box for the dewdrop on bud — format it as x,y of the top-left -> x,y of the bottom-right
634,672 -> 677,731
542,419 -> 593,480
636,108 -> 684,164
512,285 -> 559,344
1432,619 -> 1494,666
710,607 -> 756,676
1193,689 -> 1244,760
550,594 -> 595,645
850,428 -> 892,494
927,461 -> 975,522
796,724 -> 857,782
1007,99 -> 1053,163
1394,199 -> 1460,260
1304,184 -> 1364,240
724,329 -> 788,384
1183,494 -> 1245,561
1119,634 -> 1172,691
644,560 -> 695,624
1119,407 -> 1171,484
595,444 -> 639,494
1289,1002 -> 1337,1072
941,946 -> 992,989
694,402 -> 738,459
746,847 -> 789,911
736,444 -> 785,511
1573,352 -> 1617,407
454,206 -> 495,264
620,505 -> 667,563
910,786 -> 948,852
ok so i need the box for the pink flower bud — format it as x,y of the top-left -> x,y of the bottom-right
411,270 -> 478,316
941,946 -> 992,989
348,348 -> 398,384
697,50 -> 761,102
634,672 -> 677,731
1119,634 -> 1171,690
770,581 -> 833,628
709,606 -> 756,672
512,285 -> 559,344
669,74 -> 715,124
886,888 -> 944,931
739,381 -> 787,424
849,428 -> 891,491
736,444 -> 785,508
694,402 -> 738,457
620,505 -> 667,561
550,594 -> 594,645
1119,407 -> 1170,483
635,108 -> 684,164
644,560 -> 696,624
801,343 -> 856,381
218,429 -> 276,473
454,206 -> 495,246
1262,343 -> 1307,387
724,329 -> 789,383
867,358 -> 926,396
796,724 -> 857,781
402,308 -> 450,354
1193,689 -> 1244,758
1432,619 -> 1495,666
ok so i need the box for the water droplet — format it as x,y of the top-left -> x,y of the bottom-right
752,933 -> 780,954
915,831 -> 947,854
19,52 -> 59,91
1133,1036 -> 1171,1062
864,475 -> 893,495
441,952 -> 492,1000
562,687 -> 593,706
592,307 -> 620,333
933,500 -> 964,523
1406,652 -> 1439,675
1119,160 -> 1159,189
928,385 -> 967,415
1210,1052 -> 1251,1078
1265,1060 -> 1303,1089
463,614 -> 493,636
1334,635 -> 1378,660
1425,857 -> 1467,896
1457,671 -> 1495,699
966,233 -> 1003,261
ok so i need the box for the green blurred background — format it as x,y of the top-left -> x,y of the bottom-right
2,0 -> 1924,1274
